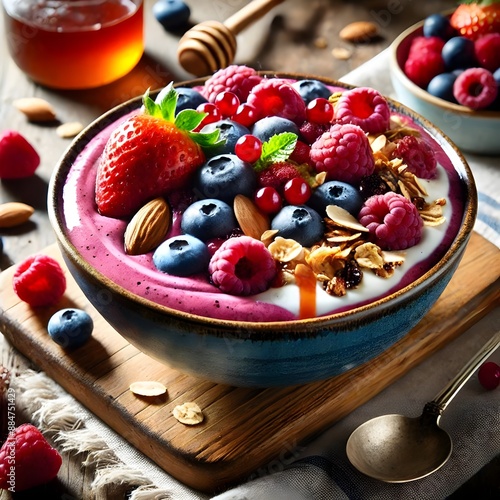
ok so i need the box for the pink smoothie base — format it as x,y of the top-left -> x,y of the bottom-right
61,105 -> 466,323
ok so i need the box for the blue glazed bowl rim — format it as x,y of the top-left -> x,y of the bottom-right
390,18 -> 500,120
48,73 -> 477,332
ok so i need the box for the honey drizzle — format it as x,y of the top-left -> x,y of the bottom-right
295,264 -> 317,319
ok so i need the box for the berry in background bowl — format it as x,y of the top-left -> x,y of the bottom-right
48,68 -> 477,387
389,5 -> 500,155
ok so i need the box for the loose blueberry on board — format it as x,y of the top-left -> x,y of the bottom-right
291,79 -> 333,104
427,72 -> 459,102
195,154 -> 257,202
308,180 -> 364,217
251,116 -> 300,143
442,36 -> 477,70
271,205 -> 324,247
47,308 -> 93,349
423,13 -> 455,40
153,235 -> 209,276
153,0 -> 191,32
201,119 -> 250,157
181,198 -> 237,241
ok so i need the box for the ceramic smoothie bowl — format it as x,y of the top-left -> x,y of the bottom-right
390,19 -> 500,155
48,71 -> 477,387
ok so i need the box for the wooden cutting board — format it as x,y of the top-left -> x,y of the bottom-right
0,232 -> 498,494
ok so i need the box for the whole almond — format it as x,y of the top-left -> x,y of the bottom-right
124,198 -> 171,255
339,21 -> 379,43
13,97 -> 57,122
234,194 -> 269,240
0,202 -> 35,228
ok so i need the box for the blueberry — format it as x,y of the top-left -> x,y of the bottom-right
0,236 -> 3,254
308,181 -> 363,217
251,116 -> 299,143
427,72 -> 459,103
175,88 -> 208,112
442,37 -> 476,70
491,68 -> 500,110
47,308 -> 94,349
292,79 -> 332,104
423,14 -> 455,40
153,235 -> 209,276
201,119 -> 250,157
181,199 -> 237,241
195,154 -> 257,202
271,205 -> 324,247
153,0 -> 190,32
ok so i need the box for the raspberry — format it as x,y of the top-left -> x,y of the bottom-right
475,33 -> 500,72
334,87 -> 391,134
453,67 -> 498,109
289,140 -> 312,166
208,236 -> 277,295
404,51 -> 445,88
358,192 -> 423,250
408,36 -> 445,55
13,254 -> 66,307
201,65 -> 262,103
299,121 -> 329,145
310,123 -> 375,185
0,130 -> 40,179
391,135 -> 437,179
247,79 -> 307,125
0,423 -> 62,491
257,161 -> 302,191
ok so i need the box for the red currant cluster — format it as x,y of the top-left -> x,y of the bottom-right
196,91 -> 257,129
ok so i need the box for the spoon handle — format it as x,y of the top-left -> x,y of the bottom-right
429,331 -> 500,415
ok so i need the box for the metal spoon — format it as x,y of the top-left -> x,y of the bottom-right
346,331 -> 500,483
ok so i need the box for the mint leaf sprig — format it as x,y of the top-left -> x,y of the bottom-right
254,132 -> 298,173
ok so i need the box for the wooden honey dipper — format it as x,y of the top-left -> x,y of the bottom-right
177,0 -> 285,76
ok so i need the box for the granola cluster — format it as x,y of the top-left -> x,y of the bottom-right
262,118 -> 446,298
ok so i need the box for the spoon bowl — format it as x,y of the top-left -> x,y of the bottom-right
346,332 -> 500,482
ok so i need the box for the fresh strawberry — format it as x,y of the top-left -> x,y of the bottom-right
0,130 -> 40,179
450,0 -> 500,41
0,423 -> 62,492
95,84 -> 222,218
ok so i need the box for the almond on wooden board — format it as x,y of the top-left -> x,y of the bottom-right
124,197 -> 171,255
233,194 -> 269,240
0,202 -> 34,228
13,97 -> 57,122
339,21 -> 379,43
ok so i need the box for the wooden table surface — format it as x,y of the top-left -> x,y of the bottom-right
2,0 -> 497,498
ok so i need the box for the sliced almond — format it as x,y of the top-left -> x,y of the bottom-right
130,380 -> 167,397
0,202 -> 34,228
124,198 -> 171,255
234,194 -> 269,240
172,402 -> 204,425
339,21 -> 379,43
57,121 -> 84,138
13,97 -> 57,122
326,205 -> 369,233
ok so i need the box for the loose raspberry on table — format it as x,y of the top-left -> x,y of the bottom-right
12,254 -> 66,307
358,192 -> 423,250
0,423 -> 62,491
453,67 -> 498,110
247,79 -> 307,125
0,130 -> 40,179
201,65 -> 263,103
334,87 -> 391,134
208,236 -> 277,296
391,135 -> 437,179
310,123 -> 375,184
